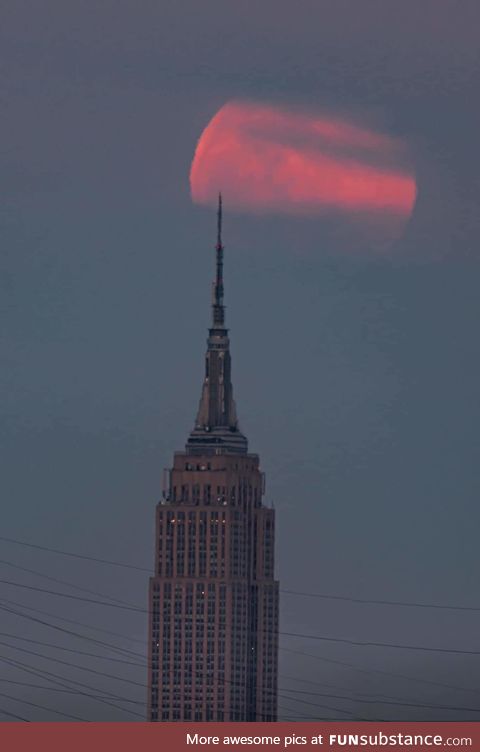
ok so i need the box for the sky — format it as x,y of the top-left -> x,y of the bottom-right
1,0 -> 480,722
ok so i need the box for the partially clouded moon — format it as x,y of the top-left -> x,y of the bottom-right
190,100 -> 417,250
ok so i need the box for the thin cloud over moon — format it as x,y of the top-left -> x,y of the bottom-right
190,100 -> 417,250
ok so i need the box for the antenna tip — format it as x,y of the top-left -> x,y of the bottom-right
216,192 -> 223,248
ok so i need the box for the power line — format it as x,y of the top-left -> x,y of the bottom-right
277,690 -> 370,720
0,654 -> 145,719
280,588 -> 480,613
0,536 -> 150,573
281,671 -> 416,704
278,686 -> 480,715
5,592 -> 474,712
1,660 -> 285,722
280,672 -> 474,711
0,601 -> 146,661
3,536 -> 480,719
0,670 -> 321,723
0,596 -> 147,649
0,632 -> 146,668
0,593 -> 370,721
0,638 -> 147,689
0,641 -> 364,715
2,575 -> 478,659
2,577 -> 477,659
0,678 -> 145,706
0,677 -> 331,721
0,689 -> 88,721
0,557 -> 140,607
0,705 -> 30,721
0,677 -> 353,723
4,628 -> 475,719
281,646 -> 480,698
3,535 -> 480,615
0,653 -> 144,709
0,579 -> 145,612
277,691 -> 359,719
280,630 -> 480,657
6,572 -> 471,713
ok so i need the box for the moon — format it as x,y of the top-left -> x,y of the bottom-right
190,100 -> 417,251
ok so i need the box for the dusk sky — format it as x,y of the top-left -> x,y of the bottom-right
1,1 -> 480,722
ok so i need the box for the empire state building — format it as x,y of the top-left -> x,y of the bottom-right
147,198 -> 279,722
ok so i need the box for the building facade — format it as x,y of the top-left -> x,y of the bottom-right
147,199 -> 279,722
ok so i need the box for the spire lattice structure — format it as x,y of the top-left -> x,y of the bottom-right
212,193 -> 225,328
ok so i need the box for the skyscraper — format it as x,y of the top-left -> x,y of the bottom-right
147,198 -> 279,722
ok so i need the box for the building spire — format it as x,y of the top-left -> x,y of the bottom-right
186,196 -> 248,455
217,192 -> 223,248
212,193 -> 225,328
